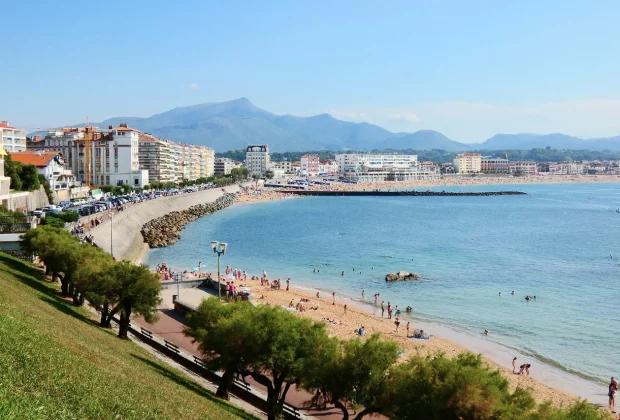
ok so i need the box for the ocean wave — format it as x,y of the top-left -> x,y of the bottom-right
520,347 -> 605,385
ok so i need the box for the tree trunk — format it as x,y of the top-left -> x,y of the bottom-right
333,400 -> 349,420
100,301 -> 110,326
72,289 -> 80,305
118,305 -> 131,339
60,277 -> 69,296
216,367 -> 235,400
79,293 -> 85,306
266,386 -> 278,420
352,407 -> 374,420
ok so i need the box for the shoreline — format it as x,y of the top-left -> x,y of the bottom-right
302,174 -> 620,192
140,183 -> 610,408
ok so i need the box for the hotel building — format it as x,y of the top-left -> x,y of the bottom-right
300,154 -> 320,177
335,153 -> 438,182
0,121 -> 27,153
214,157 -> 234,175
481,157 -> 510,174
138,134 -> 176,184
453,153 -> 482,173
245,145 -> 270,177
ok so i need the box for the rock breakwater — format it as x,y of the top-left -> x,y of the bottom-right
141,193 -> 237,248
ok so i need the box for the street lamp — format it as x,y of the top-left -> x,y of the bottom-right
109,212 -> 113,259
211,241 -> 228,299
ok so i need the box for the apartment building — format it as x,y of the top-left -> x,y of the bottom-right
214,157 -> 234,175
245,145 -> 270,177
138,134 -> 176,184
319,160 -> 338,174
335,153 -> 438,182
0,121 -> 27,153
29,124 -> 148,188
300,154 -> 320,177
453,153 -> 482,173
510,161 -> 538,176
481,157 -> 510,174
172,143 -> 215,181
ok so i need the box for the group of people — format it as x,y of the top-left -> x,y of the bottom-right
225,265 -> 247,282
512,357 -> 532,375
155,263 -> 174,281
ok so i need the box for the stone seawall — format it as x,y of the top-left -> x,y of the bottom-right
88,185 -> 240,262
141,193 -> 237,248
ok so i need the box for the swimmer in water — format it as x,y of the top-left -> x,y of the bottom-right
511,291 -> 515,295
499,292 -> 502,296
484,329 -> 490,336
341,271 -> 344,276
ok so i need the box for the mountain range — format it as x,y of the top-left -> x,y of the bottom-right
64,98 -> 620,152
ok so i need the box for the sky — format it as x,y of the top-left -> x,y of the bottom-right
2,0 -> 620,143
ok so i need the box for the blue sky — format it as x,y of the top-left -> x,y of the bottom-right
3,0 -> 620,142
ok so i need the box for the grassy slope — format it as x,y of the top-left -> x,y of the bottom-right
0,254 -> 255,420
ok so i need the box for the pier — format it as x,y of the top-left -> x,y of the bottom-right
276,189 -> 527,197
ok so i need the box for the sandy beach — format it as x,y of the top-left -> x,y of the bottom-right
304,174 -> 620,192
223,281 -> 580,408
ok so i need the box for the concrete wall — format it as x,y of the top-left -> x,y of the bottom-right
89,185 -> 240,262
3,187 -> 50,211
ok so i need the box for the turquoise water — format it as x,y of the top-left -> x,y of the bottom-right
148,183 -> 620,386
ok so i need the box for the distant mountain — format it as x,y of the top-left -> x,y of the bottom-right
478,133 -> 620,151
375,130 -> 470,152
51,98 -> 620,152
80,98 -> 395,152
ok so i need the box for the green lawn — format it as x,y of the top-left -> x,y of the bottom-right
0,253 -> 255,420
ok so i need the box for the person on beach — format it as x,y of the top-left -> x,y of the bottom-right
225,282 -> 230,301
387,303 -> 392,319
332,292 -> 336,305
243,271 -> 247,281
344,304 -> 347,314
263,269 -> 267,278
316,292 -> 320,298
286,278 -> 290,291
394,319 -> 400,334
361,290 -> 365,299
374,294 -> 378,304
525,364 -> 531,375
512,357 -> 517,373
610,377 -> 618,411
406,321 -> 410,337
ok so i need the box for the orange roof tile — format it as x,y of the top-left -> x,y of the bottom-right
0,122 -> 18,129
11,151 -> 60,167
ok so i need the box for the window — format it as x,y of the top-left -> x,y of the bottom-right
134,178 -> 139,185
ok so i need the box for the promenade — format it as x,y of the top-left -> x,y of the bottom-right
86,185 -> 240,262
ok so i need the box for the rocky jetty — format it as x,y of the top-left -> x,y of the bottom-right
385,271 -> 421,282
277,190 -> 526,197
141,193 -> 237,248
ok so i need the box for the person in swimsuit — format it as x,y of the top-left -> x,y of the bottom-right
512,357 -> 517,373
610,377 -> 618,411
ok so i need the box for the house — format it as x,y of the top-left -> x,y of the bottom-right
11,151 -> 75,191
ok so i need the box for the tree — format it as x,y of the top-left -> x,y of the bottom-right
186,300 -> 331,420
265,170 -> 274,179
71,245 -> 114,306
121,184 -> 133,194
20,164 -> 41,191
21,226 -> 80,295
303,334 -> 400,419
111,186 -> 123,195
4,154 -> 23,190
99,262 -> 161,338
230,167 -> 248,182
100,185 -> 113,193
383,352 -> 536,420
185,298 -> 254,399
41,216 -> 65,228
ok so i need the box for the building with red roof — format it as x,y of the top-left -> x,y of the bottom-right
0,121 -> 27,153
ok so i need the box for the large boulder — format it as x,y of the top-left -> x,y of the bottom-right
385,271 -> 420,282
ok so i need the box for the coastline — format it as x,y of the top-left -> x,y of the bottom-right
305,174 -> 620,192
139,183 -> 609,408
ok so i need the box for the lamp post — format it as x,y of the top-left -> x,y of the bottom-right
211,241 -> 228,299
109,212 -> 113,259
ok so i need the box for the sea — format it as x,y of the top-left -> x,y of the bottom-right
148,183 -> 620,399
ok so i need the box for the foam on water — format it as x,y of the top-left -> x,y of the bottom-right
148,182 -> 620,399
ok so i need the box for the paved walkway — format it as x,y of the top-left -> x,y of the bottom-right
133,308 -> 356,419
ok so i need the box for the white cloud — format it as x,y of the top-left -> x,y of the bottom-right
189,83 -> 200,90
325,99 -> 620,143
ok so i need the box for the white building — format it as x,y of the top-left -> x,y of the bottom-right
11,151 -> 75,191
510,161 -> 538,176
138,134 -> 176,184
319,160 -> 338,175
29,124 -> 148,188
335,153 -> 438,182
0,121 -> 27,153
245,145 -> 270,177
214,157 -> 234,175
481,157 -> 510,174
453,153 -> 482,174
300,154 -> 320,177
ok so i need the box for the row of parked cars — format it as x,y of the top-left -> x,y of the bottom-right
30,184 -> 217,218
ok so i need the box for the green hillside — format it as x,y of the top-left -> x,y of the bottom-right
0,253 -> 255,420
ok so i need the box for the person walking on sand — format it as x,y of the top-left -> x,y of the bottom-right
286,278 -> 290,291
394,319 -> 400,334
344,304 -> 347,315
381,302 -> 385,317
387,303 -> 392,319
332,292 -> 336,305
512,357 -> 517,373
406,321 -> 410,337
525,364 -> 531,376
610,377 -> 618,411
